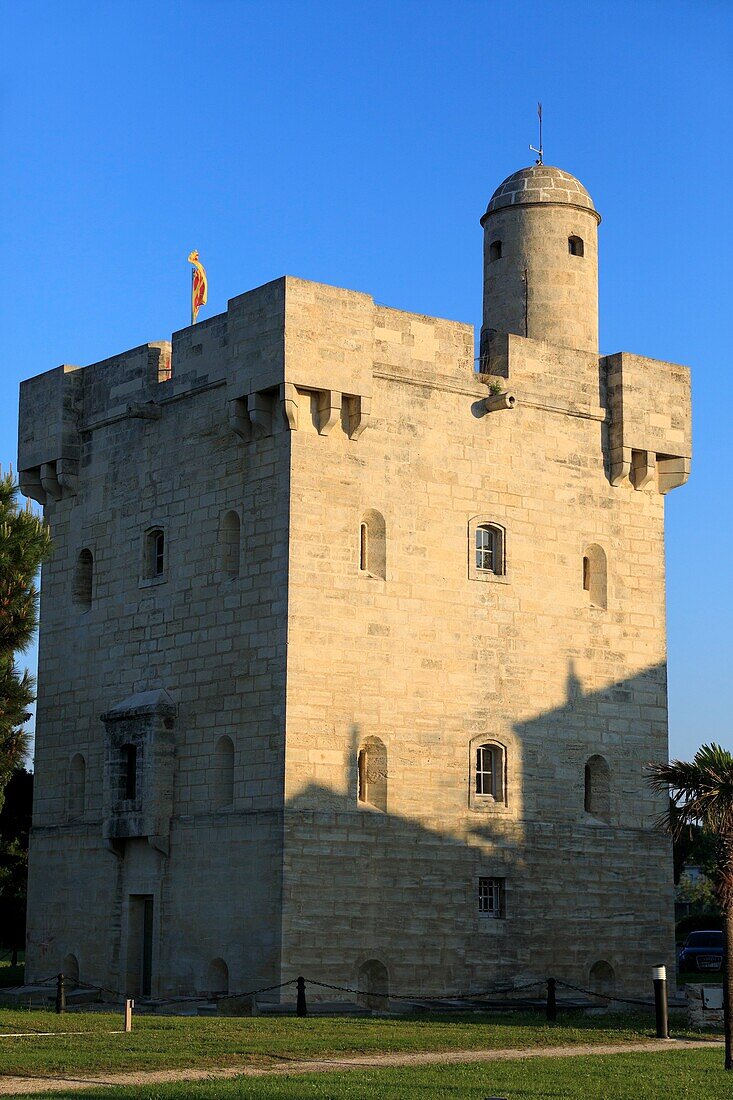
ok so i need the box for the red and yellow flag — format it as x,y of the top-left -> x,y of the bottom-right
187,250 -> 208,323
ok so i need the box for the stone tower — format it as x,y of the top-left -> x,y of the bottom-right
18,162 -> 691,1005
481,165 -> 600,355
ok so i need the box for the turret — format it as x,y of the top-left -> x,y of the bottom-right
480,165 -> 601,357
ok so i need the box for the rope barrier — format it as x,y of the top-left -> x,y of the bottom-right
0,972 -> 663,1013
552,978 -> 656,1009
303,975 -> 546,1003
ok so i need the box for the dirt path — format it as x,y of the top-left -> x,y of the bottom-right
0,1038 -> 724,1095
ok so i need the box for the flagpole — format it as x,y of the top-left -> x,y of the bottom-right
191,268 -> 195,326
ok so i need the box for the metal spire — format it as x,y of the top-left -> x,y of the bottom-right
529,101 -> 543,165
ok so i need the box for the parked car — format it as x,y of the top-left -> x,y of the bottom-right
678,930 -> 725,974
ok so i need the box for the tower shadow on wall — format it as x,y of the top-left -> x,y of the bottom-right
282,660 -> 673,1002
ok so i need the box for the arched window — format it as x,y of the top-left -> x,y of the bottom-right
589,960 -> 615,999
122,743 -> 138,801
359,510 -> 386,580
357,736 -> 387,812
475,743 -> 504,801
213,735 -> 235,809
489,240 -> 503,262
62,953 -> 79,987
221,511 -> 241,579
68,754 -> 86,819
475,524 -> 505,576
357,958 -> 389,1010
73,549 -> 93,609
581,544 -> 607,609
584,755 -> 611,823
470,738 -> 507,809
568,235 -> 584,257
207,957 -> 229,994
145,528 -> 166,578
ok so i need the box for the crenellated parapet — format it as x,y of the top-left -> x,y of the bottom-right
480,330 -> 691,495
604,351 -> 691,494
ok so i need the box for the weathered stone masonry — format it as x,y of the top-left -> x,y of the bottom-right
19,164 -> 691,1000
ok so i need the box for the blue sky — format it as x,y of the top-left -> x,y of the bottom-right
2,0 -> 730,761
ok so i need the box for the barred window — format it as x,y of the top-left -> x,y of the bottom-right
478,876 -> 505,919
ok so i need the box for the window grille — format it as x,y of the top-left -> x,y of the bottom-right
478,876 -> 505,918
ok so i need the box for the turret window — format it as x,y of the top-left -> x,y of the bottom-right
489,240 -> 503,262
568,235 -> 584,257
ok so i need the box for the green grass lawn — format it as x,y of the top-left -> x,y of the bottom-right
24,1049 -> 732,1100
0,1008 -> 721,1078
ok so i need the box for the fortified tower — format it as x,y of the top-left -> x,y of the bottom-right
18,162 -> 691,1005
481,165 -> 600,355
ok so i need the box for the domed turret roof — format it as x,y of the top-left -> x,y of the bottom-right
483,165 -> 600,222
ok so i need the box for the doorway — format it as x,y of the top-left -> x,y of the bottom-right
127,894 -> 154,997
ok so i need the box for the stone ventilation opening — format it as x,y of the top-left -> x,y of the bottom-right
73,549 -> 93,609
568,235 -> 584,256
584,755 -> 611,823
207,957 -> 229,994
489,240 -> 503,262
214,735 -> 235,809
357,736 -> 387,812
221,511 -> 241,578
62,953 -> 79,987
68,753 -> 86,819
122,743 -> 138,801
589,960 -> 615,1000
357,958 -> 389,1010
582,544 -> 607,609
359,510 -> 386,579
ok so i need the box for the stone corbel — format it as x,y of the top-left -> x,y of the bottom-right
658,455 -> 690,495
56,458 -> 78,496
630,450 -> 656,490
610,446 -> 632,487
280,382 -> 299,431
318,390 -> 342,436
19,468 -> 47,506
248,392 -> 273,438
348,395 -> 371,441
148,834 -> 170,857
228,398 -> 251,442
40,462 -> 62,501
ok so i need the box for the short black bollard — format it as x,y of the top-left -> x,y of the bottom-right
11,947 -> 18,967
55,973 -> 66,1014
652,965 -> 669,1039
296,975 -> 307,1017
546,977 -> 557,1022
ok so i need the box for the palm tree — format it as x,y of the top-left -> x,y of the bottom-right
648,744 -> 733,1070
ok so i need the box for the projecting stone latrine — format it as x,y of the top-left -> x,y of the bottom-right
18,164 -> 692,1003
